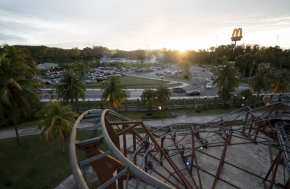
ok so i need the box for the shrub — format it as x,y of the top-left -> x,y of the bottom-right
183,75 -> 189,79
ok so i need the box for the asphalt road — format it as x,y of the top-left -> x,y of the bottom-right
40,66 -> 251,101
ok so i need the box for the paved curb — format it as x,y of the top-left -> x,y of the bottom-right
0,127 -> 42,140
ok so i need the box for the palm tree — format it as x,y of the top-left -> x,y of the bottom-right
270,70 -> 290,98
37,100 -> 78,152
45,88 -> 57,100
0,45 -> 43,146
213,62 -> 239,105
155,85 -> 171,110
101,76 -> 126,110
239,89 -> 253,105
56,69 -> 86,112
248,63 -> 274,97
141,89 -> 156,115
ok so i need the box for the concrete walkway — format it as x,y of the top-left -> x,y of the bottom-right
0,127 -> 42,140
0,113 -> 246,140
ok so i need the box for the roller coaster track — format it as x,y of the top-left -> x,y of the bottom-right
70,96 -> 290,189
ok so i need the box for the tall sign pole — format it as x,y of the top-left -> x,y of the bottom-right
231,28 -> 243,46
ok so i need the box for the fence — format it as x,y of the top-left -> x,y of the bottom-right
76,93 -> 277,113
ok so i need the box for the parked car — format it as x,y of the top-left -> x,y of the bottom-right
186,90 -> 201,96
85,80 -> 92,84
206,83 -> 212,89
205,78 -> 211,83
164,70 -> 171,74
95,77 -> 104,82
46,80 -> 54,85
173,87 -> 186,93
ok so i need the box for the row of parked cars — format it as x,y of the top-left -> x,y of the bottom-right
135,67 -> 162,72
45,71 -> 63,79
82,67 -> 128,84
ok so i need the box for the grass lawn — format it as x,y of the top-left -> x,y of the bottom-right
0,135 -> 75,189
44,75 -> 181,89
86,76 -> 181,88
163,71 -> 192,81
116,107 -> 238,120
0,129 -> 104,189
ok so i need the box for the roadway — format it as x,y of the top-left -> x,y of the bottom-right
40,66 -> 251,101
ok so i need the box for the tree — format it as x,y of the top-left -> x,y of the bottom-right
178,60 -> 191,76
45,88 -> 57,100
270,70 -> 290,96
239,89 -> 253,105
155,86 -> 171,110
56,69 -> 86,111
248,63 -> 274,97
37,100 -> 78,152
72,60 -> 90,76
141,89 -> 155,114
0,45 -> 43,146
235,53 -> 255,77
213,62 -> 239,105
101,76 -> 126,110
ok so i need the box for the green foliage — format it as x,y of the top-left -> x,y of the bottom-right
56,69 -> 86,110
0,45 -> 43,145
37,100 -> 78,145
178,60 -> 191,68
270,69 -> 290,95
101,76 -> 126,109
71,60 -> 90,75
141,89 -> 155,113
248,63 -> 274,95
14,44 -> 290,73
155,85 -> 171,109
213,62 -> 239,104
140,85 -> 171,113
0,116 -> 13,128
239,89 -> 253,104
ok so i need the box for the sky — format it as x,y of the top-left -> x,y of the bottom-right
1,0 -> 290,51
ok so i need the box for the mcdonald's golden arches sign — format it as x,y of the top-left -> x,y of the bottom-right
231,28 -> 243,41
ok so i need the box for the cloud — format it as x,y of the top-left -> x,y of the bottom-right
0,32 -> 27,45
0,0 -> 290,50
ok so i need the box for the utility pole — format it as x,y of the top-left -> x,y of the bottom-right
216,36 -> 218,48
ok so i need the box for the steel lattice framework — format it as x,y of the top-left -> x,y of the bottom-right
70,97 -> 290,189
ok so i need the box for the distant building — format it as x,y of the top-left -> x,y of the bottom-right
100,58 -> 129,64
36,63 -> 60,71
100,56 -> 159,64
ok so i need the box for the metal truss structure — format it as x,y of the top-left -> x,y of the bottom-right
70,96 -> 290,189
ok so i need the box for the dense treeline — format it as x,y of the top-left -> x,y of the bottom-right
8,44 -> 290,76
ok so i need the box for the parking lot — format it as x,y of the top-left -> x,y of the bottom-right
34,66 -> 169,86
